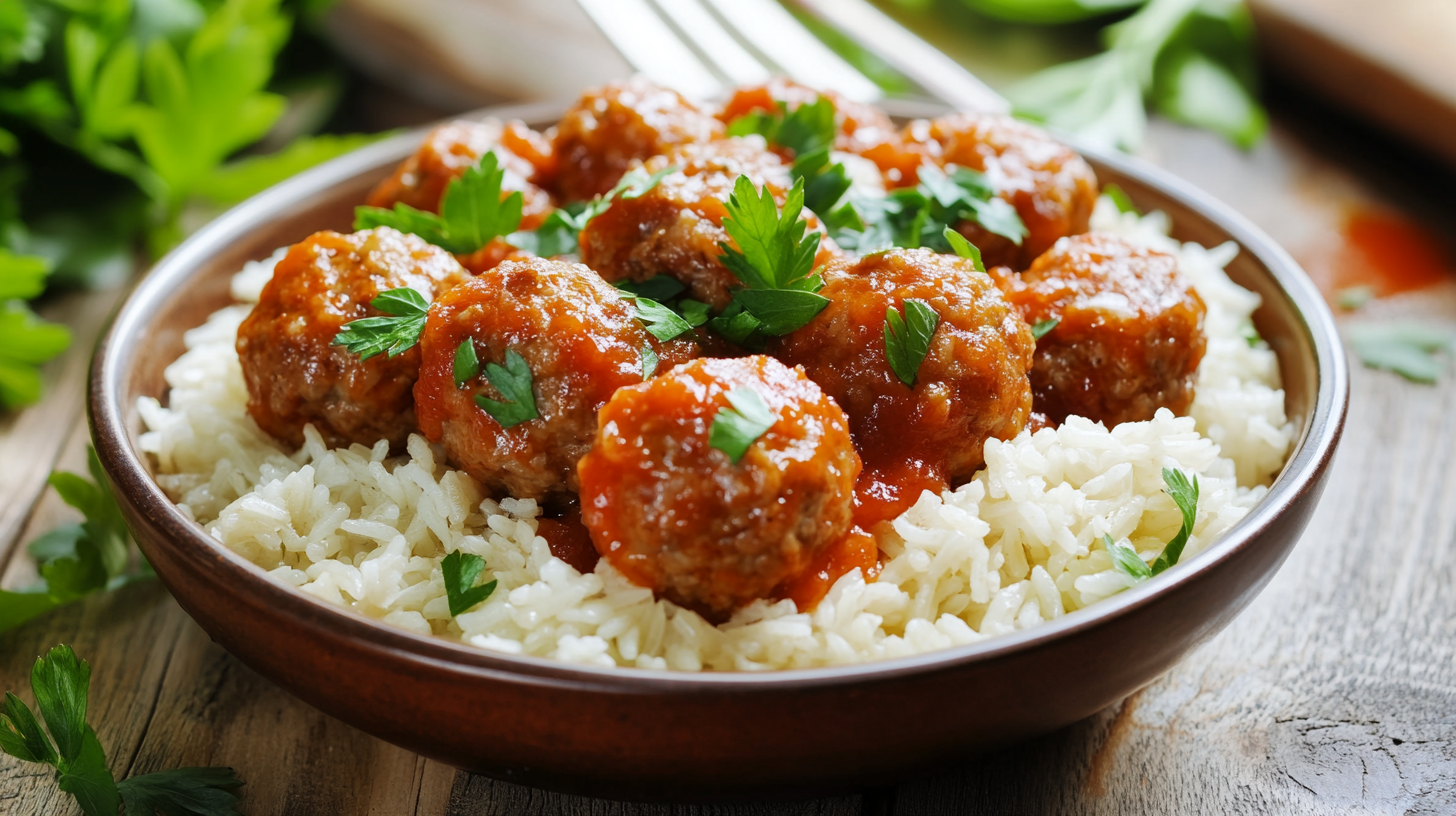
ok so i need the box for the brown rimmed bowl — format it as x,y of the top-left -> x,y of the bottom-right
89,99 -> 1348,801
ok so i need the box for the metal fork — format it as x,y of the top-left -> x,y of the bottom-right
573,0 -> 1009,113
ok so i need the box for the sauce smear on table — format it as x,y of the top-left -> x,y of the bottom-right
1307,209 -> 1454,301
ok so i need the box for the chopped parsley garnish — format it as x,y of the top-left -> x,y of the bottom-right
708,386 -> 776,464
834,165 -> 1027,255
1346,322 -> 1454,384
714,175 -> 830,341
441,550 -> 497,616
1107,468 -> 1201,583
453,340 -> 480,388
942,226 -> 987,273
331,287 -> 430,360
474,349 -> 539,428
507,165 -> 677,257
1336,286 -> 1374,311
355,151 -> 524,255
1102,183 -> 1139,215
641,345 -> 659,379
627,297 -> 695,342
1031,318 -> 1060,340
726,97 -> 856,227
884,299 -> 940,387
0,645 -> 242,814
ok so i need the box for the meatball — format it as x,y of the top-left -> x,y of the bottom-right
577,355 -> 860,621
366,119 -> 555,229
903,113 -> 1098,269
550,77 -> 723,202
578,137 -> 838,310
413,257 -> 697,501
991,232 -> 1207,427
717,77 -> 901,164
772,248 -> 1035,525
237,227 -> 471,450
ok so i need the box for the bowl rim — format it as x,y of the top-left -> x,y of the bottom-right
89,98 -> 1349,693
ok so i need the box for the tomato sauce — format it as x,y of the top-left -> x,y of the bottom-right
537,510 -> 600,575
1304,209 -> 1454,302
773,526 -> 881,612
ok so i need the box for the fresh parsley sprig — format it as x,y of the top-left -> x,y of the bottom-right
331,288 -> 430,361
711,175 -> 830,343
708,387 -> 776,464
1346,323 -> 1454,385
884,299 -> 940,387
1031,318 -> 1060,340
834,165 -> 1027,255
356,152 -> 523,255
473,349 -> 539,429
627,297 -> 695,342
506,164 -> 677,257
727,97 -> 858,228
0,447 -> 151,634
640,345 -> 660,379
942,226 -> 987,273
1109,467 -> 1201,583
441,551 -> 497,617
0,645 -> 243,815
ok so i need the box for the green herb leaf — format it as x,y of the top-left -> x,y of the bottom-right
716,175 -> 829,341
506,204 -> 588,257
1346,322 -> 1455,384
331,287 -> 430,360
1336,285 -> 1374,311
452,340 -> 479,388
616,275 -> 687,302
678,299 -> 711,327
31,644 -> 90,763
1102,183 -> 1139,215
441,550 -> 497,616
883,299 -> 940,387
0,248 -> 51,299
629,297 -> 695,342
355,152 -> 523,255
707,303 -> 765,349
732,289 -> 831,336
708,386 -> 776,464
1105,534 -> 1152,581
641,345 -> 659,379
1031,319 -> 1060,340
474,349 -> 539,428
196,133 -> 389,206
56,726 -> 119,816
1151,468 -> 1199,575
0,691 -> 57,764
726,97 -> 835,159
614,164 -> 677,200
942,226 -> 986,273
117,766 -> 244,816
0,300 -> 73,409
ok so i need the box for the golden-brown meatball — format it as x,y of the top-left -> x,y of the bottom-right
717,77 -> 901,165
577,355 -> 860,621
413,258 -> 696,501
772,248 -> 1035,525
367,119 -> 555,229
903,113 -> 1098,269
237,228 -> 471,450
550,77 -> 723,202
992,232 -> 1207,428
578,138 -> 839,310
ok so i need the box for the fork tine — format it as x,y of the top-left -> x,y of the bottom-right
576,0 -> 724,99
652,0 -> 772,87
700,0 -> 882,102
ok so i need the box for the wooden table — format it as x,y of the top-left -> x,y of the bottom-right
3,83 -> 1455,816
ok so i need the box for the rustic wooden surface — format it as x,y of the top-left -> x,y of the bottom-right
3,68 -> 1456,816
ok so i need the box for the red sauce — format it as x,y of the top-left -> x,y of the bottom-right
1304,209 -> 1454,302
537,511 -> 599,575
773,526 -> 881,612
849,400 -> 951,528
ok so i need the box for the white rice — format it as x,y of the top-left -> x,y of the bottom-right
138,200 -> 1295,671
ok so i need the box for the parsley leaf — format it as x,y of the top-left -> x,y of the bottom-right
1031,319 -> 1060,340
441,550 -> 497,616
1102,183 -> 1139,215
627,297 -> 694,342
1105,534 -> 1152,581
726,97 -> 835,159
507,165 -> 675,256
641,345 -> 659,379
1336,286 -> 1374,311
706,302 -> 765,349
453,340 -> 479,388
118,767 -> 244,816
355,152 -> 523,255
717,175 -> 830,339
1151,468 -> 1199,575
835,166 -> 1026,255
708,387 -> 776,464
884,299 -> 940,387
1346,322 -> 1454,384
0,268 -> 73,407
1,644 -> 243,815
474,349 -> 539,428
942,226 -> 986,273
331,287 -> 430,361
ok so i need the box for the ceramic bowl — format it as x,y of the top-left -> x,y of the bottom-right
89,100 -> 1347,800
